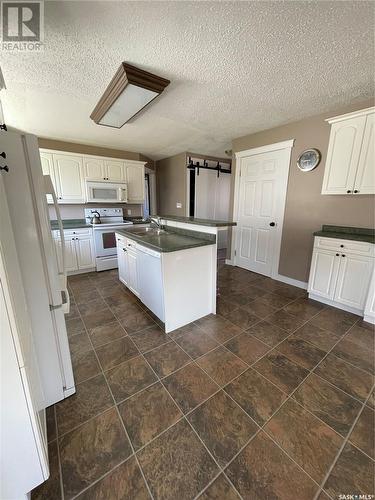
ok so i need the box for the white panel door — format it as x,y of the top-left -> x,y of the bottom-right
322,116 -> 366,194
334,254 -> 374,310
354,113 -> 375,195
84,157 -> 106,181
39,152 -> 56,203
235,148 -> 290,276
308,249 -> 340,299
126,164 -> 145,203
105,160 -> 125,181
195,168 -> 217,219
76,236 -> 95,269
53,154 -> 85,203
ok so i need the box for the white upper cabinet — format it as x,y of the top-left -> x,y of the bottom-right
125,163 -> 145,203
322,107 -> 375,195
84,157 -> 125,181
53,154 -> 85,203
40,149 -> 145,204
84,157 -> 106,180
355,112 -> 375,194
39,152 -> 56,203
104,160 -> 125,181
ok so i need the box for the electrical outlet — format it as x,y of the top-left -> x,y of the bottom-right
127,209 -> 132,215
176,202 -> 182,209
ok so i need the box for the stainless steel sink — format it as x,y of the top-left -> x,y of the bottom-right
130,227 -> 168,236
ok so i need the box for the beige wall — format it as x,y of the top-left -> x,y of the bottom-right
232,99 -> 375,283
156,153 -> 187,215
38,137 -> 140,161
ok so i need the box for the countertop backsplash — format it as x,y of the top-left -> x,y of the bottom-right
48,203 -> 143,221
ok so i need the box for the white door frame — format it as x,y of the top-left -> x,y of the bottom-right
230,139 -> 294,280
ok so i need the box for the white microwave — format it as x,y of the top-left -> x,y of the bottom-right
86,181 -> 128,203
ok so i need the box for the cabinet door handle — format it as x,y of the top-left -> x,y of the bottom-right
354,190 -> 359,193
340,244 -> 344,248
269,222 -> 276,227
336,253 -> 339,256
123,248 -> 127,252
346,190 -> 352,193
342,254 -> 346,257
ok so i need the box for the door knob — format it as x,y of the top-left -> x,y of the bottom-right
269,222 -> 276,227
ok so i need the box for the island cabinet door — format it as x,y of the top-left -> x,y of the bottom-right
308,249 -> 340,300
333,253 -> 374,310
127,250 -> 139,296
116,237 -> 128,286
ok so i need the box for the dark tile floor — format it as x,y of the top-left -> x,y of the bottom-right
32,264 -> 375,500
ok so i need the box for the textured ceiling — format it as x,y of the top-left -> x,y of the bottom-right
2,0 -> 374,159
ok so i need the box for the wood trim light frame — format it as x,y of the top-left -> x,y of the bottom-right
90,63 -> 170,128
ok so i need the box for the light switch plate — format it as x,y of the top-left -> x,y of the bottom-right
176,202 -> 182,209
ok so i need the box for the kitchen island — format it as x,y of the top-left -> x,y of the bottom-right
115,217 -> 236,333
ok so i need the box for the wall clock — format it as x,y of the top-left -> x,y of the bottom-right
297,148 -> 321,172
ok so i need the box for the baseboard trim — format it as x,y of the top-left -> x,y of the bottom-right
274,274 -> 308,290
225,259 -> 235,265
363,314 -> 375,325
308,293 -> 363,317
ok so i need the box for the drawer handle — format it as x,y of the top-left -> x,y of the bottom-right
342,254 -> 346,257
336,253 -> 339,256
354,190 -> 359,194
340,244 -> 344,248
346,190 -> 352,194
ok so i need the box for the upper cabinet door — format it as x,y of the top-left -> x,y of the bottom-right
39,152 -> 57,203
105,160 -> 125,181
354,113 -> 375,195
321,115 -> 366,195
53,154 -> 85,203
84,157 -> 106,181
125,164 -> 145,203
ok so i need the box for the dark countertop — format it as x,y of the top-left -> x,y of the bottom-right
50,219 -> 91,230
115,226 -> 216,253
159,215 -> 237,227
314,225 -> 375,244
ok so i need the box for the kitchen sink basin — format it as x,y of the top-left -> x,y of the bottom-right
130,227 -> 168,236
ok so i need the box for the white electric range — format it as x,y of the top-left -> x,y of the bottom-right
84,208 -> 132,271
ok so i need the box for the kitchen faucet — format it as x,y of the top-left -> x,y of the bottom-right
150,216 -> 162,228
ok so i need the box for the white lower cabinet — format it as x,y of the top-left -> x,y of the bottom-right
116,236 -> 139,295
308,236 -> 374,316
116,235 -> 128,286
53,229 -> 95,274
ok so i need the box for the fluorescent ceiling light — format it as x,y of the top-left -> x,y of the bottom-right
90,63 -> 170,128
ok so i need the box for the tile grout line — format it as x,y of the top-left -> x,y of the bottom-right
135,334 -> 246,500
93,278 -> 156,500
66,270 -> 372,499
313,379 -> 375,500
77,286 -> 156,500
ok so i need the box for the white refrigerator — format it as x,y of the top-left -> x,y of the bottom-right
0,129 -> 75,406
